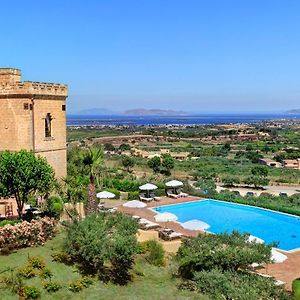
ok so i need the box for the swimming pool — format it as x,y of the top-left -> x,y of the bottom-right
153,200 -> 300,251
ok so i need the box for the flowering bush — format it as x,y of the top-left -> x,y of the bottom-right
0,217 -> 57,253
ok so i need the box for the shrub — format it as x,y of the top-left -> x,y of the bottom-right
176,231 -> 272,279
18,285 -> 41,299
80,276 -> 93,288
141,240 -> 165,266
0,217 -> 57,253
105,188 -> 120,199
64,213 -> 138,284
47,196 -> 64,219
39,268 -> 52,280
0,220 -> 20,227
190,269 -> 289,300
17,265 -> 36,279
177,232 -> 289,299
51,251 -> 73,264
293,278 -> 300,300
128,191 -> 140,200
222,176 -> 240,187
68,280 -> 84,293
28,256 -> 45,270
43,281 -> 61,293
68,277 -> 92,293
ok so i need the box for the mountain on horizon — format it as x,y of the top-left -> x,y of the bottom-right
286,109 -> 300,114
74,107 -> 189,116
123,108 -> 188,116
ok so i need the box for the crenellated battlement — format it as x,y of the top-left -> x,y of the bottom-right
0,68 -> 68,98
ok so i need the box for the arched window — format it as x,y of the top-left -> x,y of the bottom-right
45,113 -> 52,138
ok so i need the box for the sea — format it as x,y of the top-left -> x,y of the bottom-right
67,114 -> 300,126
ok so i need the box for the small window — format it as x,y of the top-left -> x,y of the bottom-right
23,103 -> 29,110
29,104 -> 33,110
62,104 -> 66,111
45,113 -> 52,138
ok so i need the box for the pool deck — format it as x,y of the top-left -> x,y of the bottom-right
118,196 -> 205,237
117,196 -> 300,291
258,252 -> 300,290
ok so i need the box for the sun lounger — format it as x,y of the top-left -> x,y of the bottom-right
98,207 -> 117,213
139,218 -> 150,224
150,193 -> 161,201
139,195 -> 154,202
132,215 -> 141,220
141,222 -> 160,230
167,192 -> 179,198
168,232 -> 183,239
138,218 -> 160,230
159,228 -> 183,241
178,192 -> 188,197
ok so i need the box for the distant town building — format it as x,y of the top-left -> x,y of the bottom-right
282,159 -> 300,170
170,152 -> 189,160
258,158 -> 281,168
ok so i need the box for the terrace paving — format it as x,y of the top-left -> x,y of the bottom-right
117,196 -> 205,237
117,196 -> 300,291
258,251 -> 300,291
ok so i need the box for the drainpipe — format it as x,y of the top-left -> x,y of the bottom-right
31,97 -> 35,153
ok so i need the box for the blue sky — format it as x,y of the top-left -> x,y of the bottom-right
1,0 -> 300,114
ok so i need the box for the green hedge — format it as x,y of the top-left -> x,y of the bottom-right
0,219 -> 20,227
188,184 -> 300,217
128,191 -> 140,200
128,189 -> 166,200
105,188 -> 121,199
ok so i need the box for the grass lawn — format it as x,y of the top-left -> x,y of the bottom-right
0,232 -> 207,300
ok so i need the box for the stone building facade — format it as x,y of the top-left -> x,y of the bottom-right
0,68 -> 68,179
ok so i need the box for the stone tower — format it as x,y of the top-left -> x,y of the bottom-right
0,68 -> 68,179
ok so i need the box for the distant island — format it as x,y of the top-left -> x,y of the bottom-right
286,109 -> 300,114
123,108 -> 188,116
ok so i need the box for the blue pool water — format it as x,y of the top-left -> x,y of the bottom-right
153,200 -> 300,251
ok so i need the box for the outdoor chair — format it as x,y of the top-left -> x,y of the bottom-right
138,218 -> 160,230
158,228 -> 182,241
166,191 -> 179,198
150,193 -> 161,201
139,195 -> 154,202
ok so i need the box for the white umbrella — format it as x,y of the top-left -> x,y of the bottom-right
96,191 -> 116,199
139,183 -> 158,190
165,180 -> 183,187
166,180 -> 183,193
271,249 -> 287,263
154,212 -> 178,222
181,219 -> 210,231
123,200 -> 147,208
139,183 -> 158,198
248,235 -> 264,244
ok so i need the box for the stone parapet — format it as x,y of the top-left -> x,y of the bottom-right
0,68 -> 67,98
0,81 -> 68,98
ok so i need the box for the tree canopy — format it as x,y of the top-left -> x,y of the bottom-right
0,150 -> 55,219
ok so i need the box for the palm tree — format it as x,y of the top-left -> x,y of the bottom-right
81,147 -> 104,215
